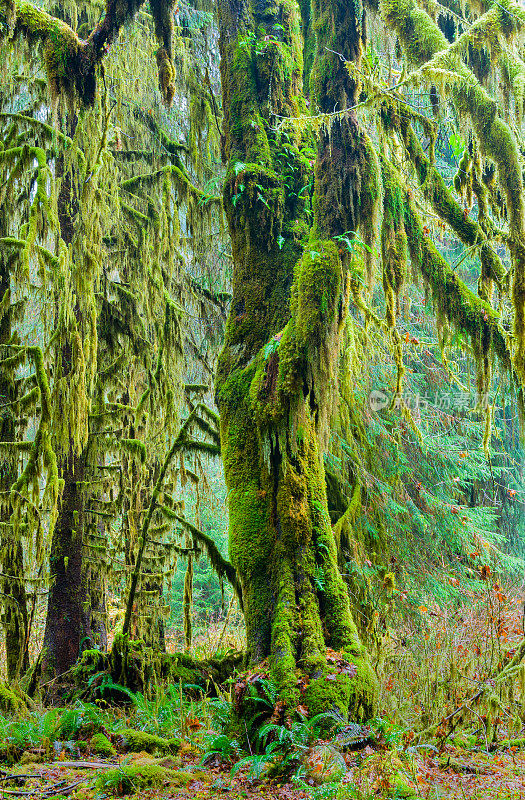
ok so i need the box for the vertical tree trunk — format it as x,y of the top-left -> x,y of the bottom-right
216,0 -> 378,720
41,123 -> 106,679
0,235 -> 29,679
41,453 -> 87,678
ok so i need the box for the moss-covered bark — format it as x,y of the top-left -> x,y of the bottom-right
41,453 -> 88,681
41,119 -> 101,682
216,0 -> 377,722
2,0 -> 176,106
0,208 -> 29,680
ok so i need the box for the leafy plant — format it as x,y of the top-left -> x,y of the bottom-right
200,733 -> 241,764
232,712 -> 342,781
58,702 -> 108,739
127,685 -> 183,738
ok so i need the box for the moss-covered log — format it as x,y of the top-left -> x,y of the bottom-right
69,633 -> 243,701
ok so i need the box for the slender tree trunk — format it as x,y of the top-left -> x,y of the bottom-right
0,238 -> 29,678
216,0 -> 377,720
81,540 -> 108,652
41,453 -> 87,677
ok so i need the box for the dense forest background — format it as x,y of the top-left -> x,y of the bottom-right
2,0 -> 525,796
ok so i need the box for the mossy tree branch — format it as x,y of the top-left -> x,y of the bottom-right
380,0 -> 525,381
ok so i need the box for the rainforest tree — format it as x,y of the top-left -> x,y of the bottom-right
0,0 -> 230,684
215,0 -> 525,721
2,0 -> 525,725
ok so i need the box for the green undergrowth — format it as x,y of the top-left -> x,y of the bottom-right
95,763 -> 198,795
0,683 -> 220,763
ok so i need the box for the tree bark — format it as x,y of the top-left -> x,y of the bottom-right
41,453 -> 87,678
40,119 -> 106,680
0,234 -> 29,679
216,0 -> 377,720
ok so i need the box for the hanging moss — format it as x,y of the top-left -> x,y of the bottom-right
381,0 -> 525,382
391,111 -> 506,291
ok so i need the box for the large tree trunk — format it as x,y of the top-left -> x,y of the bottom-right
41,120 -> 106,680
216,0 -> 378,720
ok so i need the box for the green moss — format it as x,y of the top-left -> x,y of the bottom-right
8,1 -> 82,101
270,554 -> 300,708
403,193 -> 510,370
0,681 -> 27,714
381,0 -> 525,382
310,0 -> 363,110
70,636 -> 241,701
304,655 -> 377,722
295,240 -> 342,350
120,729 -> 181,754
216,0 -> 377,722
96,764 -> 192,796
90,733 -> 117,758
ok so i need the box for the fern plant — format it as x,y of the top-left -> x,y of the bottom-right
200,733 -> 242,765
231,712 -> 343,781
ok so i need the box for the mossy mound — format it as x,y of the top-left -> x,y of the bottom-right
357,751 -> 417,798
95,764 -> 194,796
498,737 -> 525,751
118,729 -> 180,754
69,634 -> 242,701
90,732 -> 117,757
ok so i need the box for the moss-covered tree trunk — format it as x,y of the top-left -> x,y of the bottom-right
0,226 -> 29,680
41,453 -> 88,678
41,134 -> 105,680
216,0 -> 377,720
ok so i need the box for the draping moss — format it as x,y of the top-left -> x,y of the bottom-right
380,0 -> 525,382
3,0 -> 177,107
391,110 -> 506,291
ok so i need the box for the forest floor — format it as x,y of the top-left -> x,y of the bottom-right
2,743 -> 525,799
2,583 -> 525,798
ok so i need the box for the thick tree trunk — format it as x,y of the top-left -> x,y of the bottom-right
216,0 -> 377,720
41,118 -> 106,679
